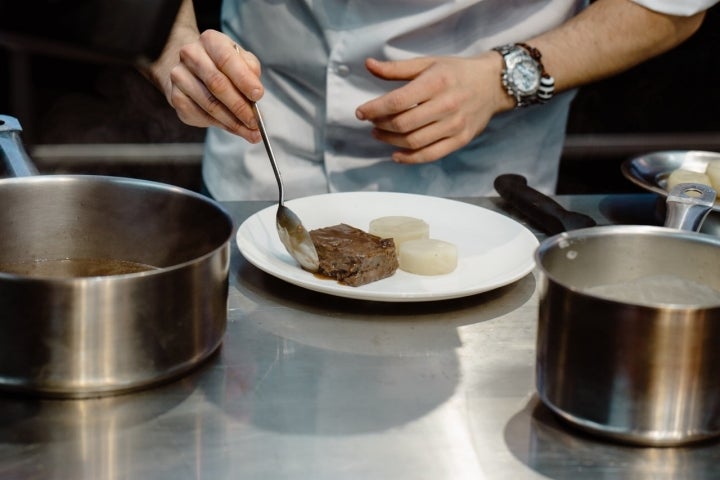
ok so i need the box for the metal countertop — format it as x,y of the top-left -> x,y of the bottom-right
1,194 -> 719,480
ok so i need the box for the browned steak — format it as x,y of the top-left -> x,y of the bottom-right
309,223 -> 398,287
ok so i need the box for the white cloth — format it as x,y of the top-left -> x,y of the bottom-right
632,0 -> 718,16
205,0 -> 714,200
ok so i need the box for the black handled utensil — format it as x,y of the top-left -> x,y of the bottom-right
494,174 -> 597,235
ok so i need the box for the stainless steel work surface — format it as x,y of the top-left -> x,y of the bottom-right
1,194 -> 719,479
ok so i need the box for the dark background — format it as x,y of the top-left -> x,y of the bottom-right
0,1 -> 718,194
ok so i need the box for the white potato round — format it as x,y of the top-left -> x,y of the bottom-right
369,216 -> 429,246
666,168 -> 712,191
706,161 -> 720,191
398,239 -> 457,276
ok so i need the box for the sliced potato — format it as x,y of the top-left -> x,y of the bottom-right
369,216 -> 429,246
706,161 -> 720,191
666,168 -> 712,191
398,239 -> 457,276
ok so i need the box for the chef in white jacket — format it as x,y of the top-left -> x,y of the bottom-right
146,0 -> 717,200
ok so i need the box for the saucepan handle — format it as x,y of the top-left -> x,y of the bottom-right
494,173 -> 597,235
0,115 -> 39,178
664,182 -> 716,231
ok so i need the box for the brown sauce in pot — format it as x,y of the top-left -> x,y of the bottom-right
0,258 -> 159,278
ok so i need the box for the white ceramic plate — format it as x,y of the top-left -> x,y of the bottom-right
621,150 -> 720,212
236,192 -> 538,302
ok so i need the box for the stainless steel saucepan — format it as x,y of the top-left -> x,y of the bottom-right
0,115 -> 233,398
496,174 -> 720,446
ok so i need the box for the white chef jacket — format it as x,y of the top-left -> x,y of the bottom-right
202,0 -> 715,200
634,0 -> 717,15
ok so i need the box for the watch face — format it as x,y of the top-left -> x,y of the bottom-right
509,59 -> 540,95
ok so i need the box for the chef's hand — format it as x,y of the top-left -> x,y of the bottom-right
355,55 -> 514,164
148,28 -> 264,143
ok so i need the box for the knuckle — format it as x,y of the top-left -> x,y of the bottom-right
177,43 -> 194,62
386,93 -> 408,113
435,72 -> 452,90
387,116 -> 409,132
404,132 -> 426,150
413,153 -> 429,164
176,108 -> 200,127
449,115 -> 467,133
444,96 -> 461,113
168,65 -> 184,85
169,89 -> 186,109
205,70 -> 229,95
198,29 -> 217,45
204,92 -> 223,114
202,52 -> 236,89
228,99 -> 251,120
177,111 -> 196,127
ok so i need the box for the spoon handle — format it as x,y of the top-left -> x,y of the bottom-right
252,102 -> 285,205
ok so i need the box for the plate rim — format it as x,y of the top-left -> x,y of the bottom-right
236,192 -> 539,302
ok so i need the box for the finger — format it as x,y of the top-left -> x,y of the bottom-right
357,83 -> 433,121
391,137 -> 466,165
364,57 -> 433,81
237,47 -> 262,79
169,63 -> 261,142
357,62 -> 439,121
369,81 -> 471,136
168,82 -> 219,129
201,30 -> 263,103
180,32 -> 261,129
369,98 -> 445,134
372,111 -> 475,159
371,113 -> 463,151
176,41 -> 253,128
173,89 -> 261,143
169,60 -> 250,133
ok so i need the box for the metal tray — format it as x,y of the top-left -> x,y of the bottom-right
621,150 -> 720,213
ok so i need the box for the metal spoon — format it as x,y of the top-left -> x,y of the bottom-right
251,103 -> 320,272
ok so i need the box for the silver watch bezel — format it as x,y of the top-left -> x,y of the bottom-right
496,45 -> 543,107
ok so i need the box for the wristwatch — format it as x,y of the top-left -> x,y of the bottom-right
492,43 -> 555,108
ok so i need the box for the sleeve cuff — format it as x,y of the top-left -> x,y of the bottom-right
631,0 -> 718,16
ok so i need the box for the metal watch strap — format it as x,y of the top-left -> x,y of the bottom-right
493,43 -> 555,107
516,43 -> 555,104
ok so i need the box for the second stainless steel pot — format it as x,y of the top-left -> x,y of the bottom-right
533,185 -> 720,446
536,225 -> 720,446
496,174 -> 720,446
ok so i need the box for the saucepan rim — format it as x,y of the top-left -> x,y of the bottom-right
0,173 -> 234,282
534,224 -> 720,309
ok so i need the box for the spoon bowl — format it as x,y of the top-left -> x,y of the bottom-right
276,205 -> 320,271
252,103 -> 320,272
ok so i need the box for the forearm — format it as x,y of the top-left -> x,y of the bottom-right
142,0 -> 200,97
528,0 -> 706,92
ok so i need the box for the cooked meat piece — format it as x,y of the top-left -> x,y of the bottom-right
309,223 -> 398,287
